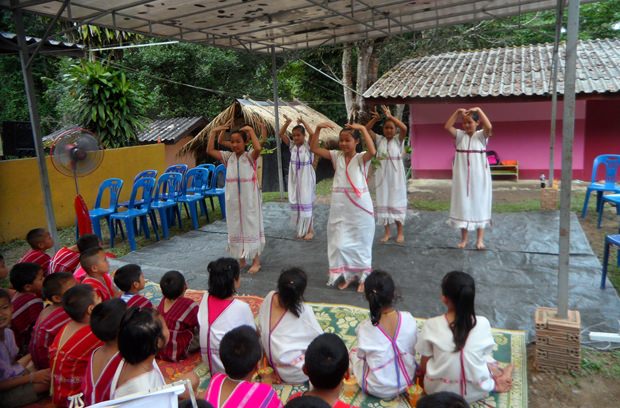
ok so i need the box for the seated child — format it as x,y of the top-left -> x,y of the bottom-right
418,271 -> 513,403
110,307 -> 168,398
285,396 -> 331,408
50,284 -> 103,406
0,288 -> 51,408
114,264 -> 152,309
9,263 -> 44,355
290,333 -> 356,408
257,268 -> 323,383
50,234 -> 98,275
82,299 -> 126,405
80,247 -> 118,301
73,236 -> 116,282
204,326 -> 282,408
350,270 -> 417,399
417,391 -> 469,408
29,272 -> 76,369
18,228 -> 53,276
0,253 -> 8,281
157,270 -> 198,362
198,258 -> 255,374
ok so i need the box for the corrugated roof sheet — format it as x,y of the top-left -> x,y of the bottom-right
364,39 -> 620,100
0,31 -> 84,56
137,117 -> 207,143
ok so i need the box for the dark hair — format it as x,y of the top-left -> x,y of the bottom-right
42,272 -> 74,302
277,268 -> 307,318
10,262 -> 42,291
304,333 -> 349,390
442,271 -> 477,352
207,258 -> 239,299
219,325 -> 262,380
0,288 -> 10,303
230,129 -> 249,143
364,270 -> 396,326
160,270 -> 186,300
417,391 -> 470,408
469,111 -> 480,122
26,228 -> 46,248
292,125 -> 306,135
77,234 -> 100,253
339,128 -> 361,141
383,118 -> 397,128
62,284 -> 96,321
118,307 -> 166,365
80,247 -> 104,272
91,299 -> 127,342
0,253 -> 4,261
285,396 -> 331,408
114,264 -> 142,292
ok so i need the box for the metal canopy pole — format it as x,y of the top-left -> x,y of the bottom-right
271,45 -> 284,199
557,0 -> 580,319
12,3 -> 60,251
548,0 -> 564,188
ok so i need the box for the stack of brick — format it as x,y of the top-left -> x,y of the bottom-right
534,307 -> 581,373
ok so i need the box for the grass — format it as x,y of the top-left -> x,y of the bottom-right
580,349 -> 620,379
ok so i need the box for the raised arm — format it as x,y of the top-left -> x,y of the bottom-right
364,107 -> 380,141
444,108 -> 466,138
382,105 -> 407,142
241,125 -> 262,161
347,123 -> 376,163
279,115 -> 292,145
469,107 -> 493,137
310,122 -> 333,161
297,116 -> 314,138
217,129 -> 232,150
207,125 -> 230,162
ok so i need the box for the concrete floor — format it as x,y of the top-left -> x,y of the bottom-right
114,202 -> 620,339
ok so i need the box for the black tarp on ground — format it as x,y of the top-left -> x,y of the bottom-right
116,202 -> 620,338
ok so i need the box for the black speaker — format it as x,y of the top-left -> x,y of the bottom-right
1,121 -> 35,158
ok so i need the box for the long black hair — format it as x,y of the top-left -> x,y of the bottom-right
277,267 -> 307,318
364,270 -> 396,326
207,257 -> 240,299
442,271 -> 477,352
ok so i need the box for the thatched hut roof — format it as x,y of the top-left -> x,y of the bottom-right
181,99 -> 341,156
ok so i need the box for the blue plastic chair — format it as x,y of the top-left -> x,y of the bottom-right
197,163 -> 215,172
601,234 -> 620,289
203,164 -> 227,219
596,194 -> 620,228
177,168 -> 210,229
118,169 -> 158,208
110,177 -> 158,251
89,178 -> 124,242
150,172 -> 183,240
165,164 -> 189,176
581,154 -> 620,218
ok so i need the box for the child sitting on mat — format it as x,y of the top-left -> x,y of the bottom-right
81,247 -> 118,302
204,325 -> 282,408
257,267 -> 323,384
198,258 -> 255,374
49,234 -> 97,275
9,263 -> 44,356
417,271 -> 513,403
114,264 -> 152,309
18,228 -> 53,276
157,270 -> 199,362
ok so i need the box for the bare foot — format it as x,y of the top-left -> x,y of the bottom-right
476,241 -> 486,250
395,234 -> 405,244
357,282 -> 365,293
248,264 -> 261,274
380,234 -> 391,243
338,279 -> 352,290
457,240 -> 467,249
239,258 -> 247,269
303,231 -> 314,241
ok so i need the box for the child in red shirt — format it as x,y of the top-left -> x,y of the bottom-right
9,263 -> 44,356
114,264 -> 152,309
19,228 -> 54,276
80,247 -> 118,301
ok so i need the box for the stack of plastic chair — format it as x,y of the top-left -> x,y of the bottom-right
118,169 -> 158,209
110,177 -> 158,251
601,234 -> 620,289
177,167 -> 210,229
151,172 -> 183,239
89,178 -> 124,243
165,163 -> 189,177
581,154 -> 620,218
203,163 -> 227,219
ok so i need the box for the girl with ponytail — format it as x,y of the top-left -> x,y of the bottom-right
257,268 -> 323,384
350,270 -> 418,399
417,271 -> 513,403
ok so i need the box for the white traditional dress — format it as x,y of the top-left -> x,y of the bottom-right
288,142 -> 316,237
197,295 -> 256,374
374,134 -> 407,226
327,151 -> 375,285
110,360 -> 165,399
350,311 -> 418,399
221,151 -> 265,260
257,291 -> 323,384
448,129 -> 492,230
417,315 -> 496,403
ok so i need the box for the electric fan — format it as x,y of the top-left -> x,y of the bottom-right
50,128 -> 104,236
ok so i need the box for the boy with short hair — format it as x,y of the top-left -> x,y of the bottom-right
113,264 -> 152,309
80,247 -> 118,301
0,288 -> 51,408
49,234 -> 99,275
29,272 -> 76,369
19,228 -> 54,276
9,263 -> 44,355
50,284 -> 103,406
157,270 -> 198,362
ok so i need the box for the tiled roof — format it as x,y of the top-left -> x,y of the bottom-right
364,39 -> 620,100
137,117 -> 207,143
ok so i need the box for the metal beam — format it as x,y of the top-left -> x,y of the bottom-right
25,0 -> 69,69
548,0 -> 563,188
558,0 -> 580,319
11,0 -> 59,251
271,45 -> 284,200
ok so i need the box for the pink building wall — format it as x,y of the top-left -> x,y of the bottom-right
409,100 -> 589,180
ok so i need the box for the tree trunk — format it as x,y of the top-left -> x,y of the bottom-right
342,44 -> 354,121
355,40 -> 374,115
395,104 -> 405,122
